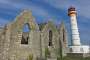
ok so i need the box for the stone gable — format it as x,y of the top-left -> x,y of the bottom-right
0,10 -> 68,60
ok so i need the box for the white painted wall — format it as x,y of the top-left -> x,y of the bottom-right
69,45 -> 90,53
70,15 -> 81,46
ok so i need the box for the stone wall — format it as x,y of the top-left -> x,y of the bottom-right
0,10 -> 68,60
41,21 -> 59,59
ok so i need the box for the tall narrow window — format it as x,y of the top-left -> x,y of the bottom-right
21,23 -> 30,44
63,29 -> 65,42
49,30 -> 53,46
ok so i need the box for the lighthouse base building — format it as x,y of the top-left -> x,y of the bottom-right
69,46 -> 89,53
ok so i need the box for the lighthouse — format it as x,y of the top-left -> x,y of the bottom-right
68,7 -> 90,53
68,7 -> 81,46
68,7 -> 82,53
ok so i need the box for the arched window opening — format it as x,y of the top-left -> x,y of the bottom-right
21,23 -> 30,44
49,30 -> 53,46
22,23 -> 30,32
63,29 -> 65,42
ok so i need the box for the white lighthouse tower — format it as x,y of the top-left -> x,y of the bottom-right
68,7 -> 86,53
68,7 -> 81,46
68,7 -> 90,53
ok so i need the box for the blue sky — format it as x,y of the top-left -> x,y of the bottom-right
0,0 -> 90,45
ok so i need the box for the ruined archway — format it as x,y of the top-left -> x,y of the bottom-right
8,10 -> 40,60
21,23 -> 30,44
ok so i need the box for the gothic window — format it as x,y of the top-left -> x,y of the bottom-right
21,23 -> 30,44
63,29 -> 65,42
48,30 -> 53,46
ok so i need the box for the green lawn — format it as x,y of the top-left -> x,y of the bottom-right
62,56 -> 90,60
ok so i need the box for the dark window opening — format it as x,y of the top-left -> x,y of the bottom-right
49,30 -> 53,46
21,23 -> 30,44
63,29 -> 65,42
21,35 -> 29,44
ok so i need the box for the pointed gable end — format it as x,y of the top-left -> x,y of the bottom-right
11,10 -> 39,31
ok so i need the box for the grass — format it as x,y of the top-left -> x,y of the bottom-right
62,56 -> 90,60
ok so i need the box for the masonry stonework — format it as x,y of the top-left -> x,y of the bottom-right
0,10 -> 68,60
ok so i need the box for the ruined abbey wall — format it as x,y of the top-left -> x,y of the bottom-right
0,10 -> 68,60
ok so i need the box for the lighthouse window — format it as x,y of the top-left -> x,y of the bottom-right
49,30 -> 53,46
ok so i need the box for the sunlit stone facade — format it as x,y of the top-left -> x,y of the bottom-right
0,10 -> 68,60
